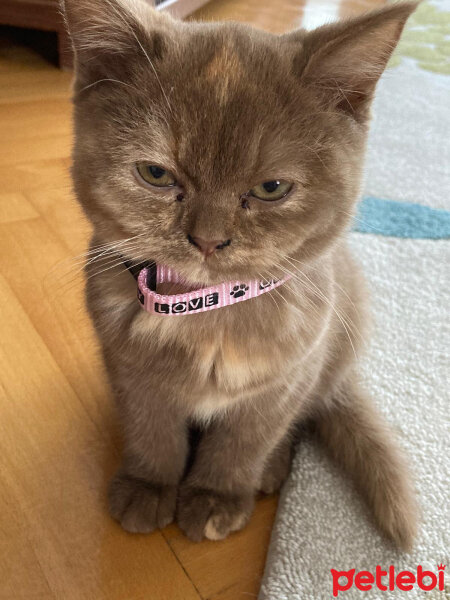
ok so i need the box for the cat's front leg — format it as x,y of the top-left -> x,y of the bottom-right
108,381 -> 189,534
178,390 -> 297,541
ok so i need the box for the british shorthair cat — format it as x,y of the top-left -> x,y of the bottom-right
63,0 -> 418,548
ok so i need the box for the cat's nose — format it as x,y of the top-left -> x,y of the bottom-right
187,234 -> 231,258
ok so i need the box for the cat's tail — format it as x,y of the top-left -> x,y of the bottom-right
315,378 -> 418,551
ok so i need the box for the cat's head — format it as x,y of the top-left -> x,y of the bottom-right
63,0 -> 415,284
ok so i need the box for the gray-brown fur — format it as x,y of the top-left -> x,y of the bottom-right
63,0 -> 418,549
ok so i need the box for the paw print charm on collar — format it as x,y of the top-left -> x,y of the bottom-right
230,284 -> 249,299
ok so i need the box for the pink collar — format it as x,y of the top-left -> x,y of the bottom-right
136,262 -> 291,316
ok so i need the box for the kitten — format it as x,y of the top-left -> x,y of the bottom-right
63,0 -> 418,548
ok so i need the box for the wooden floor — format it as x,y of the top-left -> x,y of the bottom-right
0,0 -> 382,598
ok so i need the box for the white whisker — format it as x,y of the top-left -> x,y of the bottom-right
276,259 -> 359,359
101,0 -> 174,117
79,78 -> 135,94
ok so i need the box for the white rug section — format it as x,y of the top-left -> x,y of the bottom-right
363,62 -> 450,211
259,234 -> 450,599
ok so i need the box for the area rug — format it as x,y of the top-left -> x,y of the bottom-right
259,2 -> 450,598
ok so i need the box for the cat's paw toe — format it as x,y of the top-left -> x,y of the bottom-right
108,473 -> 177,533
177,486 -> 254,542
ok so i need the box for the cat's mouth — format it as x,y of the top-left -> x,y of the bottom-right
124,248 -> 264,289
124,255 -> 213,289
126,255 -> 253,291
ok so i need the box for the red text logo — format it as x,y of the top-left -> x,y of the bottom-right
330,564 -> 446,597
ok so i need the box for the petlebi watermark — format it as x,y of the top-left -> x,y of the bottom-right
330,564 -> 446,597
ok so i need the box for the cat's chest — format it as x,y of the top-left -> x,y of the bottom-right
197,333 -> 274,389
132,307 -> 288,404
128,286 -> 311,420
187,331 -> 281,419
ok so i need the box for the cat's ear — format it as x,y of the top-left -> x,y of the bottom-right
289,2 -> 416,118
61,0 -> 170,88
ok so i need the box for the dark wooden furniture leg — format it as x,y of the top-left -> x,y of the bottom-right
57,27 -> 73,70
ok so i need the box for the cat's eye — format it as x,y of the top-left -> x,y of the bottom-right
250,180 -> 293,201
136,163 -> 177,187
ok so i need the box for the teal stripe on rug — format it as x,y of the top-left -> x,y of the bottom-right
353,197 -> 450,239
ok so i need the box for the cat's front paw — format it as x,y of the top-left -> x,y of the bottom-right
108,473 -> 177,533
177,485 -> 254,542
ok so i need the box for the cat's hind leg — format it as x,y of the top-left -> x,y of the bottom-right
259,433 -> 294,495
